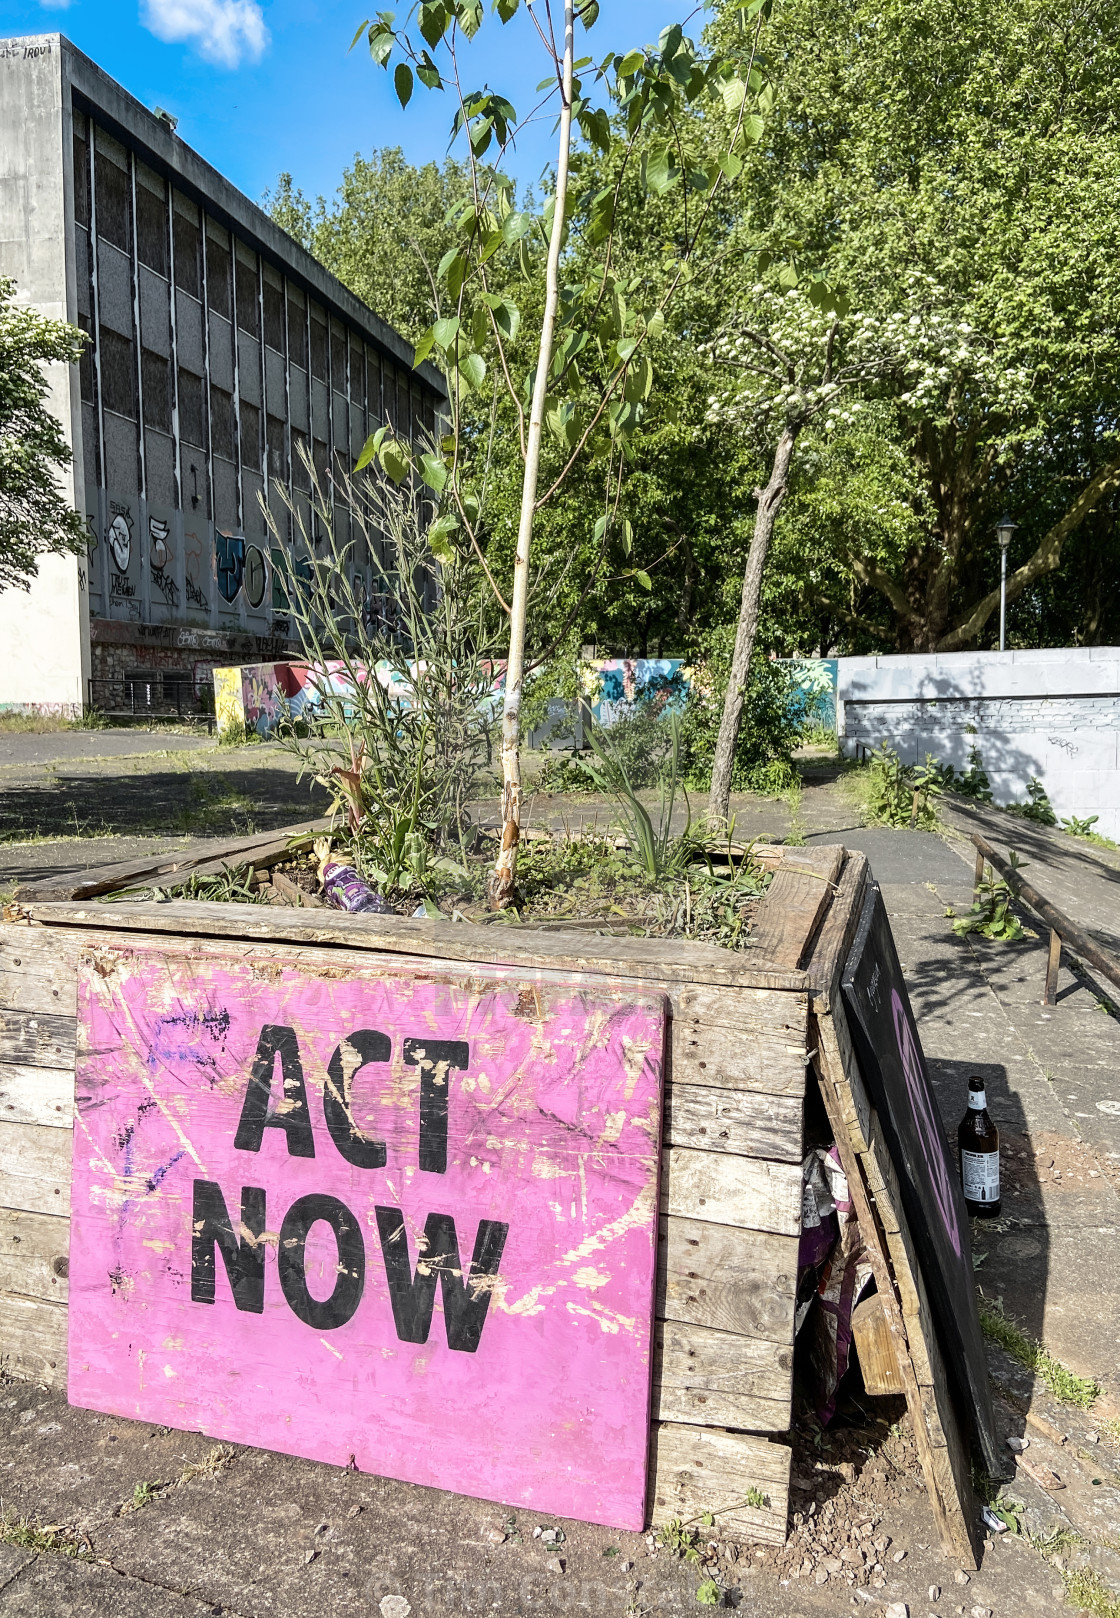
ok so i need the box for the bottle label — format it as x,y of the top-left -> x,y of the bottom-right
968,1088 -> 987,1110
962,1149 -> 1000,1203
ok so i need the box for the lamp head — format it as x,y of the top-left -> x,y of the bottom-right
996,514 -> 1017,551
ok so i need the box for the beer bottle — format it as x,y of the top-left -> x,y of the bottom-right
958,1077 -> 1001,1218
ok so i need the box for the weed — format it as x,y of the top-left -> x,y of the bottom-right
175,1444 -> 236,1485
951,853 -> 1029,942
858,742 -> 942,829
743,1487 -> 768,1510
1062,1568 -> 1120,1617
122,1480 -> 164,1512
657,1518 -> 705,1564
695,1578 -> 721,1605
216,719 -> 258,748
582,714 -> 697,883
938,743 -> 994,802
1007,777 -> 1058,826
602,1545 -> 620,1558
978,1297 -> 1099,1407
0,1513 -> 89,1557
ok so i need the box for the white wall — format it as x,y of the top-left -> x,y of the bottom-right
837,649 -> 1120,839
0,35 -> 87,716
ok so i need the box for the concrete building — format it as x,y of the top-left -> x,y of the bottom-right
0,33 -> 445,717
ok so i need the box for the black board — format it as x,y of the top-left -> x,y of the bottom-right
841,882 -> 1003,1477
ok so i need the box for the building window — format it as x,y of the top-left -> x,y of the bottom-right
350,338 -> 365,409
264,282 -> 285,353
313,435 -> 328,487
136,185 -> 169,276
74,132 -> 90,229
236,255 -> 259,338
207,237 -> 232,320
288,295 -> 308,370
210,384 -> 235,461
95,153 -> 131,254
77,314 -> 95,406
292,428 -> 310,488
99,326 -> 135,418
142,350 -> 172,433
173,213 -> 201,298
267,414 -> 287,480
310,312 -> 328,382
239,399 -> 261,467
330,325 -> 347,389
366,350 -> 382,419
178,367 -> 205,446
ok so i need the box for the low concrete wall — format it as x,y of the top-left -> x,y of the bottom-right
837,649 -> 1120,839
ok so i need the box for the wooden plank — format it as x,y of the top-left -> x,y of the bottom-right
0,1122 -> 71,1216
656,1216 -> 798,1345
0,1009 -> 75,1069
816,1003 -> 871,1153
811,1015 -> 981,1567
659,1147 -> 802,1236
0,1064 -> 73,1128
23,901 -> 812,992
0,1291 -> 67,1387
0,927 -> 80,1016
746,845 -> 845,970
671,1012 -> 807,1098
12,817 -> 332,902
0,1208 -> 70,1303
806,851 -> 871,1009
649,1423 -> 790,1544
674,983 -> 809,1038
664,1081 -> 801,1163
652,1320 -> 793,1431
851,1295 -> 904,1395
270,869 -> 328,909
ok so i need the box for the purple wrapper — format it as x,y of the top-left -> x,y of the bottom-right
321,860 -> 392,915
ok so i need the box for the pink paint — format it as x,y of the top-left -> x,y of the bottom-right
69,945 -> 666,1529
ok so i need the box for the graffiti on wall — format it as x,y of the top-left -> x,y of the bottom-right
216,532 -> 246,604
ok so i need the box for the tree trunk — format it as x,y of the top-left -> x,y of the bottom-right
707,424 -> 798,829
489,3 -> 574,908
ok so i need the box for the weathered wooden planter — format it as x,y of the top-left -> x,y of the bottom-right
0,839 -> 984,1557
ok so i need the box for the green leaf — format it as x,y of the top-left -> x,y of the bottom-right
427,513 -> 459,561
618,49 -> 644,76
646,308 -> 666,340
622,567 -> 651,590
394,61 -> 413,107
696,1577 -> 720,1605
642,148 -> 679,195
418,1 -> 449,46
458,351 -> 487,391
494,0 -> 519,18
593,514 -> 607,543
438,247 -> 469,299
419,453 -> 448,492
416,51 -> 443,89
742,112 -> 764,143
380,441 -> 411,484
412,326 -> 437,366
624,356 -> 653,403
501,210 -> 531,245
432,315 -> 461,348
620,517 -> 633,556
456,0 -> 483,36
719,76 -> 747,112
717,148 -> 742,179
577,0 -> 599,25
354,426 -> 388,471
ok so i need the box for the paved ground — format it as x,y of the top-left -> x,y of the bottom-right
0,730 -> 213,769
3,737 -> 1120,1614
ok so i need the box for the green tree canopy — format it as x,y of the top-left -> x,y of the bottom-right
0,277 -> 86,591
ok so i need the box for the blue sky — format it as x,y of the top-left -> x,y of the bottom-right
4,1 -> 695,210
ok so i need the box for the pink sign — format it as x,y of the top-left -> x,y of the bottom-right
69,944 -> 666,1529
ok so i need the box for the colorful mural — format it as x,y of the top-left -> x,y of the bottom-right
581,658 -> 690,728
214,659 -> 507,740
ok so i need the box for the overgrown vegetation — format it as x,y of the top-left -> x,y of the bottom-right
978,1297 -> 1099,1408
853,742 -> 942,829
1008,777 -> 1058,826
949,855 -> 1029,942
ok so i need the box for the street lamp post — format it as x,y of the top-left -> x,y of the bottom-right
996,514 -> 1017,652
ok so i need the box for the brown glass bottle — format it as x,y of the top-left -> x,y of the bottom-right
958,1077 -> 1001,1218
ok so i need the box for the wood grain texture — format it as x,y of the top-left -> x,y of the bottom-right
747,846 -> 845,970
0,1208 -> 70,1304
670,1015 -> 807,1098
649,1424 -> 790,1545
659,1147 -> 802,1236
13,818 -> 332,902
806,852 -> 871,1008
656,1216 -> 798,1344
0,1009 -> 75,1069
816,1003 -> 871,1153
664,1082 -> 802,1163
0,1291 -> 67,1386
0,1122 -> 71,1216
652,1320 -> 793,1431
0,928 -> 79,1016
851,1295 -> 904,1395
0,1064 -> 73,1128
23,901 -> 811,992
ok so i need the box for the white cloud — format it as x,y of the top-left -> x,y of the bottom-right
142,0 -> 269,69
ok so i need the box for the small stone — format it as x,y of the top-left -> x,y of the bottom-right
303,1551 -> 318,1566
825,1557 -> 844,1573
893,1548 -> 908,1562
814,1567 -> 830,1585
929,1586 -> 941,1602
1086,1431 -> 1100,1443
872,1577 -> 886,1589
314,1521 -> 330,1535
874,1534 -> 891,1552
1006,1435 -> 1029,1452
379,1599 -> 412,1618
533,1526 -> 542,1538
546,1557 -> 564,1574
620,1561 -> 632,1572
954,1570 -> 971,1585
541,1528 -> 558,1544
884,1604 -> 910,1618
484,1528 -> 506,1545
347,1504 -> 362,1519
970,1608 -> 993,1618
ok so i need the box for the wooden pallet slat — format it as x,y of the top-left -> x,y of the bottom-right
652,1319 -> 793,1430
0,1208 -> 70,1304
746,845 -> 845,969
656,1216 -> 797,1344
649,1424 -> 791,1545
660,1146 -> 802,1237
